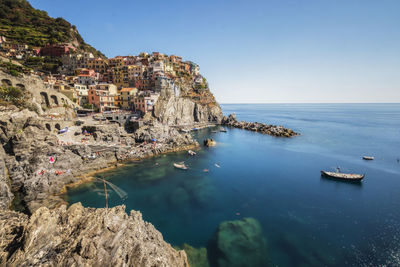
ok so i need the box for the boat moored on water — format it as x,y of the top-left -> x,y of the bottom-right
188,150 -> 196,156
321,169 -> 364,181
363,156 -> 374,160
174,162 -> 188,170
220,127 -> 227,132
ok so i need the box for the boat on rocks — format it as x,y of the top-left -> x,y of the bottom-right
321,169 -> 364,181
174,162 -> 188,170
363,156 -> 374,160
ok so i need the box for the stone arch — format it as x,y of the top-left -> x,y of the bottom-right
15,83 -> 25,90
55,123 -> 61,131
1,79 -> 12,86
45,123 -> 51,131
40,92 -> 50,107
50,95 -> 59,106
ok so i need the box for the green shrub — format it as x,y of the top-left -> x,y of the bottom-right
9,69 -> 19,76
0,86 -> 23,102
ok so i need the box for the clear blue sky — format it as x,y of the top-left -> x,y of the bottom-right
30,0 -> 400,103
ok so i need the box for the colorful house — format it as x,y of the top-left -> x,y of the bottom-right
40,44 -> 76,57
119,87 -> 138,110
88,88 -> 117,112
133,91 -> 159,114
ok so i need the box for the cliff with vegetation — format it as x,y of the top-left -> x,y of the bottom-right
0,0 -> 104,57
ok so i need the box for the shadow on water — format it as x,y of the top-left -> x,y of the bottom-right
319,176 -> 363,189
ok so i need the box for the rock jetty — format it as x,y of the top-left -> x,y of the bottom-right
222,113 -> 298,137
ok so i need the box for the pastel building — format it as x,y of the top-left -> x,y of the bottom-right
88,88 -> 117,112
119,87 -> 138,110
77,74 -> 97,86
74,84 -> 88,105
133,92 -> 159,114
40,44 -> 76,57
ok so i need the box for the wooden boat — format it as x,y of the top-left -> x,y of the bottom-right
321,170 -> 364,181
362,156 -> 374,160
220,127 -> 227,132
174,162 -> 188,170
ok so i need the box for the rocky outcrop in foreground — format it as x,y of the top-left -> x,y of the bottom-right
0,203 -> 188,266
222,113 -> 298,137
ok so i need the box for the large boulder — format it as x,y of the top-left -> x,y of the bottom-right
203,138 -> 216,147
212,217 -> 269,267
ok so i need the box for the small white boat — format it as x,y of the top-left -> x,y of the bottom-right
220,127 -> 227,132
188,150 -> 196,156
214,163 -> 220,168
362,156 -> 374,160
174,162 -> 188,170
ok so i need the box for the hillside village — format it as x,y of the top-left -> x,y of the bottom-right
0,35 -> 215,117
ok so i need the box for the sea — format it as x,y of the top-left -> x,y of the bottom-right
65,103 -> 400,266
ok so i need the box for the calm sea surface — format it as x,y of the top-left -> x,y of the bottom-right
66,104 -> 400,266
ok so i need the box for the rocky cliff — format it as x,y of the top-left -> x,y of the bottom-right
0,203 -> 189,266
153,95 -> 223,125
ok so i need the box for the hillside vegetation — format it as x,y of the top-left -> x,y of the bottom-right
0,0 -> 104,57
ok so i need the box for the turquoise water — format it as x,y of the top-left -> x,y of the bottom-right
66,104 -> 400,266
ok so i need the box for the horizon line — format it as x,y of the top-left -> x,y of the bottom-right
219,102 -> 400,104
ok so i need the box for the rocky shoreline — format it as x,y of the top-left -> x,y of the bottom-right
222,113 -> 299,137
0,106 -> 203,213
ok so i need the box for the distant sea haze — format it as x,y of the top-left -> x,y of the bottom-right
67,103 -> 400,266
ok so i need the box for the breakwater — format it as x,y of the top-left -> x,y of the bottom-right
222,113 -> 298,137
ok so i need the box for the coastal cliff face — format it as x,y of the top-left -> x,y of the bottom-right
153,95 -> 223,125
0,203 -> 189,266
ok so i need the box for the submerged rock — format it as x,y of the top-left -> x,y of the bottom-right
169,186 -> 190,207
178,243 -> 210,267
0,203 -> 189,266
211,217 -> 269,267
